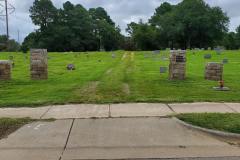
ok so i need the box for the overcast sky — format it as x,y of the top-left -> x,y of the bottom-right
0,0 -> 240,43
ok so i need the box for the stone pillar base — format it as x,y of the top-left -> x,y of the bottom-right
205,62 -> 223,81
169,50 -> 186,80
0,60 -> 11,80
30,49 -> 48,80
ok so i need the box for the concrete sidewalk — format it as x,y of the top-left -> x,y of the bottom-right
0,117 -> 239,160
0,103 -> 239,119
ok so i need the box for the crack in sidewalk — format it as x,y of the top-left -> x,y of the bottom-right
40,106 -> 53,119
59,119 -> 75,160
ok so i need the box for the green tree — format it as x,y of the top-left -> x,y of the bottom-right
0,35 -> 20,52
149,2 -> 179,49
21,32 -> 39,53
222,32 -> 238,50
89,7 -> 115,26
236,25 -> 240,49
149,0 -> 229,49
149,2 -> 173,26
7,39 -> 20,52
127,20 -> 158,50
0,35 -> 8,51
90,7 -> 123,51
24,0 -> 123,52
29,0 -> 57,31
58,2 -> 96,51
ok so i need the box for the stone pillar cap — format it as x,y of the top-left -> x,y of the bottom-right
0,60 -> 11,64
170,50 -> 186,54
207,62 -> 222,65
30,49 -> 48,52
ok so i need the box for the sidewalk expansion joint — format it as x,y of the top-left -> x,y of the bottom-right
40,106 -> 53,119
166,104 -> 176,113
108,104 -> 111,118
224,103 -> 238,113
59,118 -> 75,160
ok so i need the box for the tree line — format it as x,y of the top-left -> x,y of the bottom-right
21,0 -> 124,52
0,35 -> 20,52
127,0 -> 240,50
0,0 -> 240,52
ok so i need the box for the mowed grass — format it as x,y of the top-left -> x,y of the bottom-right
0,50 -> 240,107
176,113 -> 240,134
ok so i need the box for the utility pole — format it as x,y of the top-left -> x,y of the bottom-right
4,0 -> 8,39
0,0 -> 15,39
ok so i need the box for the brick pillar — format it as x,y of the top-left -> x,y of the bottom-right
205,62 -> 223,81
30,49 -> 48,80
169,50 -> 186,80
0,60 -> 11,80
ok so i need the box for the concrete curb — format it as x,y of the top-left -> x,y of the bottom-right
173,117 -> 240,144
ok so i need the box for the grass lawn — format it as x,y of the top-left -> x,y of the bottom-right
0,118 -> 34,139
0,50 -> 240,107
176,113 -> 240,134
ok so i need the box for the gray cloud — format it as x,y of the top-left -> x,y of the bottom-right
0,0 -> 240,42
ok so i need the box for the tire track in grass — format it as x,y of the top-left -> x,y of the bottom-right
130,52 -> 135,61
77,81 -> 100,102
73,52 -> 123,103
94,52 -> 134,103
121,52 -> 128,60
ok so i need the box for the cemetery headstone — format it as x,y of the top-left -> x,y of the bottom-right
30,49 -> 48,80
169,50 -> 186,80
0,60 -> 11,80
204,54 -> 212,59
160,67 -> 167,73
215,47 -> 222,55
67,64 -> 75,70
205,62 -> 223,81
153,50 -> 160,54
222,59 -> 228,64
